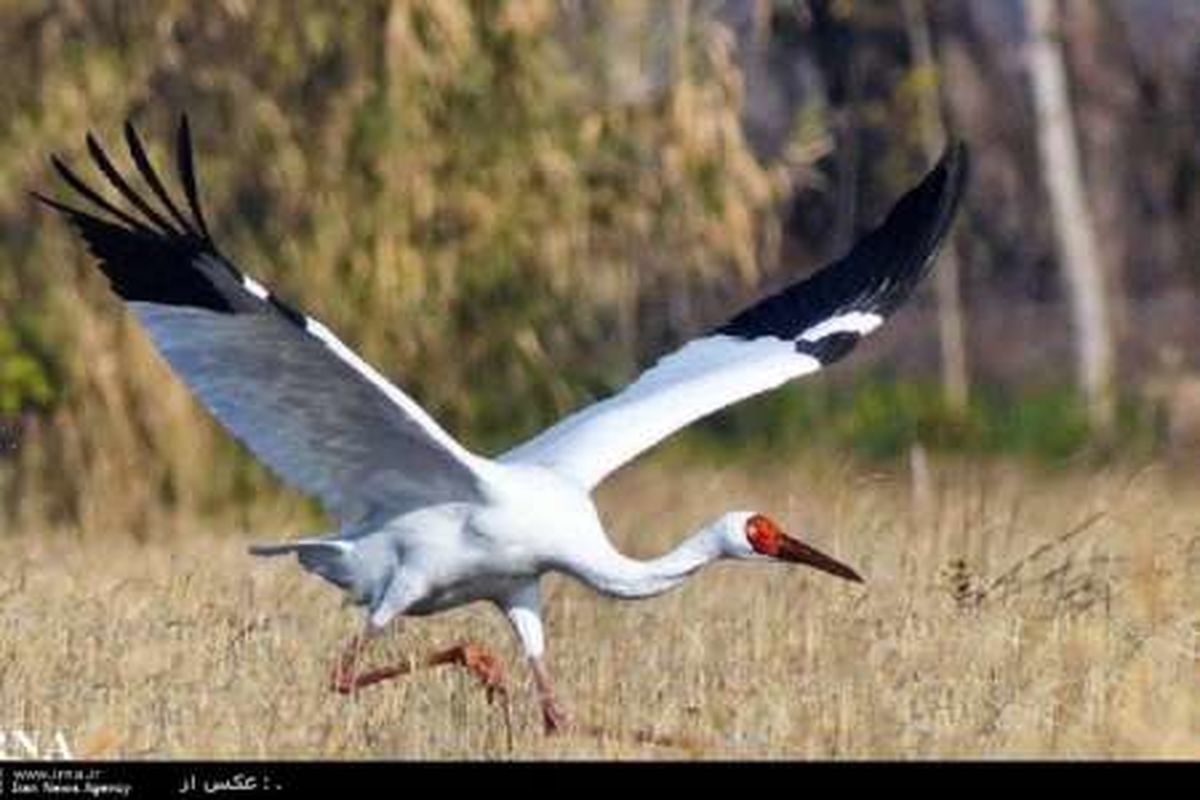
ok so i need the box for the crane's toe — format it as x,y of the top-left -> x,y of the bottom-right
457,641 -> 509,704
541,696 -> 570,735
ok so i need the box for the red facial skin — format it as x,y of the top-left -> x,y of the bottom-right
746,513 -> 785,557
744,514 -> 863,583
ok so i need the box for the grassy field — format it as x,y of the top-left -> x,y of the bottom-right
1,450 -> 1198,759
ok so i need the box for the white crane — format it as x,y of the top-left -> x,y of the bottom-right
38,117 -> 967,734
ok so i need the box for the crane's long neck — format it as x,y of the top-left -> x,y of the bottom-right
568,526 -> 724,599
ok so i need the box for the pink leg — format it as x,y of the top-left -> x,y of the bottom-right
331,631 -> 509,704
331,632 -> 513,748
530,656 -> 569,734
329,631 -> 384,694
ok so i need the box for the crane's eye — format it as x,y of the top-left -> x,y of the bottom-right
745,514 -> 780,556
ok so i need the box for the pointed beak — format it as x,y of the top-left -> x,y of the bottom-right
776,534 -> 863,583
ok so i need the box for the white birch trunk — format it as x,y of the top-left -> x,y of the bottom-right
1024,0 -> 1116,432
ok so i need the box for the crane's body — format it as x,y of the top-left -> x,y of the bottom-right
37,116 -> 967,734
285,463 -> 589,623
255,458 -> 754,631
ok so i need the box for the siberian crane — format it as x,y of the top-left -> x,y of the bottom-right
38,117 -> 967,734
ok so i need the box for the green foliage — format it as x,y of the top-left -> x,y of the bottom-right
0,320 -> 54,417
692,378 -> 1156,465
0,1 -> 792,531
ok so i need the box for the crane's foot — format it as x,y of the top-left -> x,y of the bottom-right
541,695 -> 570,735
428,641 -> 514,749
528,655 -> 570,735
427,641 -> 510,705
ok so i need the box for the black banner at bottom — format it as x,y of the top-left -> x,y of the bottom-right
0,759 -> 1181,796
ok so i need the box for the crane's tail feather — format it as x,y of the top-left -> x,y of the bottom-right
248,539 -> 360,593
248,539 -> 334,557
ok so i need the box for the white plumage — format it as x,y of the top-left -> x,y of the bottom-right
39,117 -> 967,733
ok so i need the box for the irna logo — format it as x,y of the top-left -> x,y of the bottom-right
0,729 -> 74,760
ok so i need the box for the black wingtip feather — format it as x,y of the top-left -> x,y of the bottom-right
85,130 -> 182,237
30,189 -> 85,218
36,117 -> 257,315
123,118 -> 197,238
863,137 -> 969,317
36,186 -> 233,311
176,114 -> 212,240
716,140 -> 970,348
48,152 -> 154,234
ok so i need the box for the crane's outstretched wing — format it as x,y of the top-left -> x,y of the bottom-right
37,117 -> 491,522
503,143 -> 968,490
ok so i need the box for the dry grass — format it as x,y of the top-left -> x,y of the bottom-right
1,450 -> 1198,759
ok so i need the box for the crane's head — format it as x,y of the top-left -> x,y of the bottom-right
714,512 -> 862,583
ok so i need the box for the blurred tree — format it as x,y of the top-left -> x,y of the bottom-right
1024,0 -> 1116,433
901,0 -> 969,415
7,0 -> 1200,536
0,0 -> 798,534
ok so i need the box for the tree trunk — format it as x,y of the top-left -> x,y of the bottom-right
668,0 -> 692,85
1023,0 -> 1116,433
1060,0 -> 1134,352
902,0 -> 970,415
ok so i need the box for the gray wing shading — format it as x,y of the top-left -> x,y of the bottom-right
36,116 -> 491,522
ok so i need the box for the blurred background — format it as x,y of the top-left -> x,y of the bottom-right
2,0 -> 1200,537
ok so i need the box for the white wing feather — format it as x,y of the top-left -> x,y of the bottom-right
504,144 -> 967,489
502,335 -> 820,488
